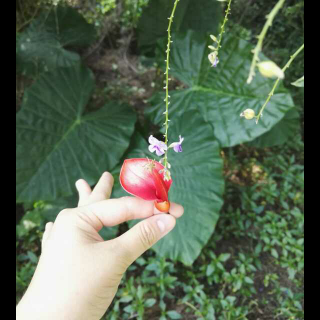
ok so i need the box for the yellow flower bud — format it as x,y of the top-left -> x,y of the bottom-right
240,109 -> 256,120
208,45 -> 217,51
258,61 -> 285,79
210,35 -> 218,42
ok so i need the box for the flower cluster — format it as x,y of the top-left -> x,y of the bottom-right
208,35 -> 219,68
208,0 -> 233,67
148,134 -> 184,181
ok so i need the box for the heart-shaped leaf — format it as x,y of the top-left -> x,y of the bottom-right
112,111 -> 224,265
146,31 -> 297,147
16,65 -> 136,202
137,0 -> 222,54
247,108 -> 300,148
16,6 -> 96,76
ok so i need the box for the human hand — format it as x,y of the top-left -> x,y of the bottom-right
16,172 -> 184,320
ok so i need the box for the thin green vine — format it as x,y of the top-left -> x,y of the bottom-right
163,0 -> 180,177
255,43 -> 304,123
247,0 -> 286,84
216,0 -> 232,52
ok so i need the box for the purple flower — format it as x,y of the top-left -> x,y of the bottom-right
212,56 -> 219,68
148,135 -> 167,156
208,52 -> 219,68
169,135 -> 184,153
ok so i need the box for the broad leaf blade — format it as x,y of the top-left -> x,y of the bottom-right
32,6 -> 96,47
16,65 -> 136,202
247,108 -> 300,148
16,6 -> 96,76
113,111 -> 224,265
16,31 -> 80,76
146,32 -> 297,147
138,0 -> 222,54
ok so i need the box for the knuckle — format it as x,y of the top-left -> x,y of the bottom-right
55,208 -> 73,222
139,222 -> 157,248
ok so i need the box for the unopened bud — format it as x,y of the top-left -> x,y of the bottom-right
240,109 -> 256,120
210,35 -> 218,42
208,45 -> 217,51
258,61 -> 285,79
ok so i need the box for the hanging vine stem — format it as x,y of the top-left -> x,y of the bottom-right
255,43 -> 304,124
163,0 -> 180,173
247,0 -> 286,84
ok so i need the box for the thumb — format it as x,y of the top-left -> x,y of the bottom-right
115,214 -> 176,266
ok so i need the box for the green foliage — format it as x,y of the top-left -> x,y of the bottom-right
16,64 -> 136,202
146,31 -> 297,148
79,0 -> 116,26
16,6 -> 96,76
16,203 -> 45,303
247,108 -> 300,148
16,1 -> 304,317
137,0 -> 222,54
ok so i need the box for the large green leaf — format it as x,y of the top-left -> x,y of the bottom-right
31,6 -> 96,47
16,65 -> 136,203
16,31 -> 80,76
146,31 -> 296,147
137,0 -> 222,54
247,108 -> 300,148
112,111 -> 225,265
16,6 -> 96,76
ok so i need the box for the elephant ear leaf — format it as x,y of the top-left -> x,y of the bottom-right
16,65 -> 136,203
137,0 -> 222,54
16,6 -> 96,76
146,31 -> 297,148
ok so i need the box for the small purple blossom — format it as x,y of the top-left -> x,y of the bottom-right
208,52 -> 219,68
212,56 -> 219,68
169,135 -> 184,153
148,135 -> 167,157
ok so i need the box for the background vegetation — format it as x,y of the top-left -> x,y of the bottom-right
16,0 -> 304,319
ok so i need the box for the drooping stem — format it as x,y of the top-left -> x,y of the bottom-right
256,43 -> 304,123
163,0 -> 180,171
247,0 -> 286,84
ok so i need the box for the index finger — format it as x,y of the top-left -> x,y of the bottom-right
82,197 -> 184,228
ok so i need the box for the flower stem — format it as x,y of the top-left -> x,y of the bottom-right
163,0 -> 180,171
247,0 -> 286,84
256,43 -> 304,123
216,0 -> 232,53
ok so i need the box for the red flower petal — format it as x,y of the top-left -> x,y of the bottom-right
152,168 -> 169,202
120,159 -> 172,201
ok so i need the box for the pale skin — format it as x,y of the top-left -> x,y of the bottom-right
16,172 -> 184,320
